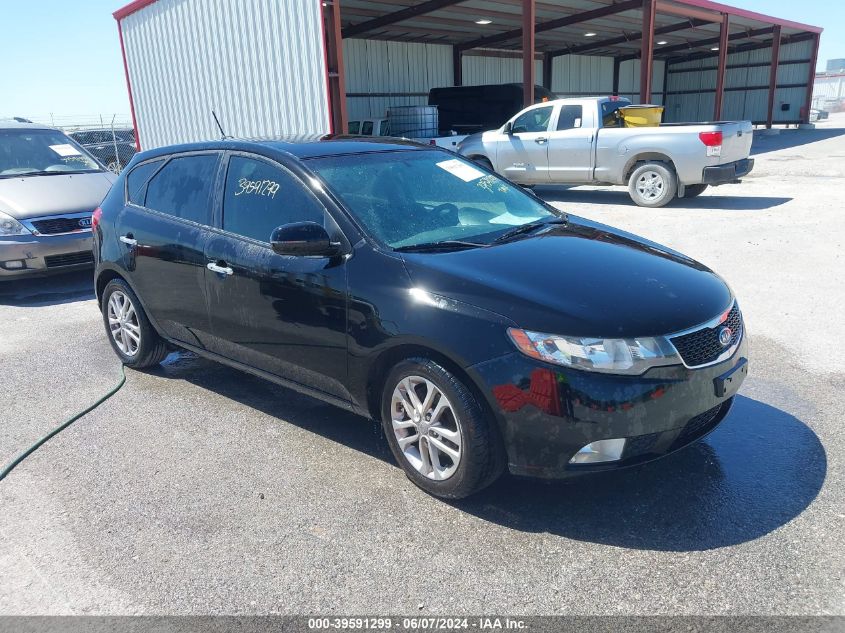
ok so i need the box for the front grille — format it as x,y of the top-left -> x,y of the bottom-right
30,217 -> 90,235
670,304 -> 743,367
44,251 -> 94,268
671,403 -> 724,449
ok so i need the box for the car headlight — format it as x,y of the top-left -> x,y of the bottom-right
0,211 -> 32,236
507,327 -> 681,375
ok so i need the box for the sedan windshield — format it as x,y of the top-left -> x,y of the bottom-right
0,129 -> 103,177
308,150 -> 559,249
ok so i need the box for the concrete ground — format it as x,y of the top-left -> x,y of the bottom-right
1,117 -> 843,616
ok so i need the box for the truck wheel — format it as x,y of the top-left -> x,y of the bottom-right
628,162 -> 677,208
681,184 -> 708,198
471,156 -> 494,172
381,358 -> 505,499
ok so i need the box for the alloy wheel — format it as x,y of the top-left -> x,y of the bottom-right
636,170 -> 665,201
390,376 -> 462,480
107,290 -> 141,357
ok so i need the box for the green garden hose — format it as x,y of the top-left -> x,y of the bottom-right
0,364 -> 126,483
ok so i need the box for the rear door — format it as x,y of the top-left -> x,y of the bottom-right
546,103 -> 595,183
494,104 -> 554,184
117,152 -> 221,347
203,152 -> 349,401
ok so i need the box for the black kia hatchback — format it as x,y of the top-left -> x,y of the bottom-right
94,137 -> 748,498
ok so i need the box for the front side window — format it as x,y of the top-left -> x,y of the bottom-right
126,159 -> 164,205
144,154 -> 218,225
556,105 -> 583,131
309,150 -> 557,248
222,156 -> 325,243
511,106 -> 553,134
0,129 -> 103,178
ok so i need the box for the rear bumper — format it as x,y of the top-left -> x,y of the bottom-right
702,158 -> 754,184
0,232 -> 94,279
471,334 -> 748,479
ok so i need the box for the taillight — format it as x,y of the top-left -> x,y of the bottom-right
699,131 -> 723,147
92,207 -> 102,230
429,139 -> 437,145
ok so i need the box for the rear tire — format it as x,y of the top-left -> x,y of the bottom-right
681,183 -> 708,198
101,279 -> 169,369
381,358 -> 504,499
628,162 -> 677,207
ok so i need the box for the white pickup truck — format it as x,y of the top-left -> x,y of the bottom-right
457,96 -> 754,207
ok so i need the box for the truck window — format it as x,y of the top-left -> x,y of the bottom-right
348,121 -> 360,134
556,105 -> 583,131
361,121 -> 374,136
511,106 -> 553,134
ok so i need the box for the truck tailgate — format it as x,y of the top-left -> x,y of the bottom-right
719,121 -> 753,164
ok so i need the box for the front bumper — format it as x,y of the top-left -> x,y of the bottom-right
0,232 -> 94,279
472,335 -> 748,479
702,158 -> 754,184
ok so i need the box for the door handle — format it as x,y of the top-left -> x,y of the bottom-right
207,261 -> 234,276
119,234 -> 137,247
535,137 -> 548,144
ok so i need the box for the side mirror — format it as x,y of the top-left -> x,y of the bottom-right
503,122 -> 513,135
270,222 -> 343,257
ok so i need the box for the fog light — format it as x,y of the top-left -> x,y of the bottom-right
569,438 -> 626,464
2,260 -> 25,270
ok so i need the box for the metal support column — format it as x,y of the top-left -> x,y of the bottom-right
639,0 -> 656,104
613,57 -> 621,96
543,53 -> 553,90
453,46 -> 462,86
523,0 -> 535,106
766,25 -> 782,128
323,0 -> 347,134
714,13 -> 729,120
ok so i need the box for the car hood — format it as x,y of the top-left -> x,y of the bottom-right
0,171 -> 117,219
399,217 -> 733,338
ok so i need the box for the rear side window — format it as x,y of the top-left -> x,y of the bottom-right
361,121 -> 374,136
144,154 -> 218,225
126,159 -> 163,205
348,121 -> 361,134
222,155 -> 325,243
556,105 -> 583,130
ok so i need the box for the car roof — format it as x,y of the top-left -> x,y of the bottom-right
133,135 -> 431,162
0,120 -> 57,131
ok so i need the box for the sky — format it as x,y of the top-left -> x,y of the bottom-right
0,0 -> 840,122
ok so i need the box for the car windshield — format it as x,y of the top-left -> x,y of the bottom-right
308,150 -> 559,249
0,129 -> 102,177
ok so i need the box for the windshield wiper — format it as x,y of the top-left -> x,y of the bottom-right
394,240 -> 487,253
0,170 -> 98,178
491,217 -> 567,245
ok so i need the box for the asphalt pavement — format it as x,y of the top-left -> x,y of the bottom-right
0,119 -> 843,616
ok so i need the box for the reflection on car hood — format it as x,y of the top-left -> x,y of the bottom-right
0,171 -> 117,219
399,217 -> 733,338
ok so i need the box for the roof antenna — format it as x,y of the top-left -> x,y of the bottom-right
212,110 -> 228,139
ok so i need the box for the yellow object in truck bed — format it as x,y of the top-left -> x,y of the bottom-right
619,105 -> 664,127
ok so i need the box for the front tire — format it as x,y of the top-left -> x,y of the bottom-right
628,162 -> 677,207
101,278 -> 168,369
381,358 -> 504,499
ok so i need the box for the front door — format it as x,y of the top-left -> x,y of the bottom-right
118,152 -> 220,348
203,153 -> 349,402
494,104 -> 554,184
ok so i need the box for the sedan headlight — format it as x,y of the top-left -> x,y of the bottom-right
0,211 -> 32,236
507,327 -> 680,375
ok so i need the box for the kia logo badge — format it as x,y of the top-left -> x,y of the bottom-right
79,217 -> 92,228
718,326 -> 732,347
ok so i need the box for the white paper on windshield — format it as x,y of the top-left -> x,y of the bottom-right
49,144 -> 82,157
435,158 -> 484,182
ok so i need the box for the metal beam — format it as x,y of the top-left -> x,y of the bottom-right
713,13 -> 729,119
458,0 -> 641,52
323,0 -> 347,134
613,57 -> 621,95
640,0 -> 656,103
653,25 -> 773,58
549,17 -> 709,58
453,46 -> 462,86
802,33 -> 820,123
766,25 -> 781,128
655,0 -> 721,23
341,0 -> 468,39
523,0 -> 535,107
664,31 -> 813,65
542,53 -> 553,90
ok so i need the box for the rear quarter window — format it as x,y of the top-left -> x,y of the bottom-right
144,154 -> 219,225
126,159 -> 164,205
